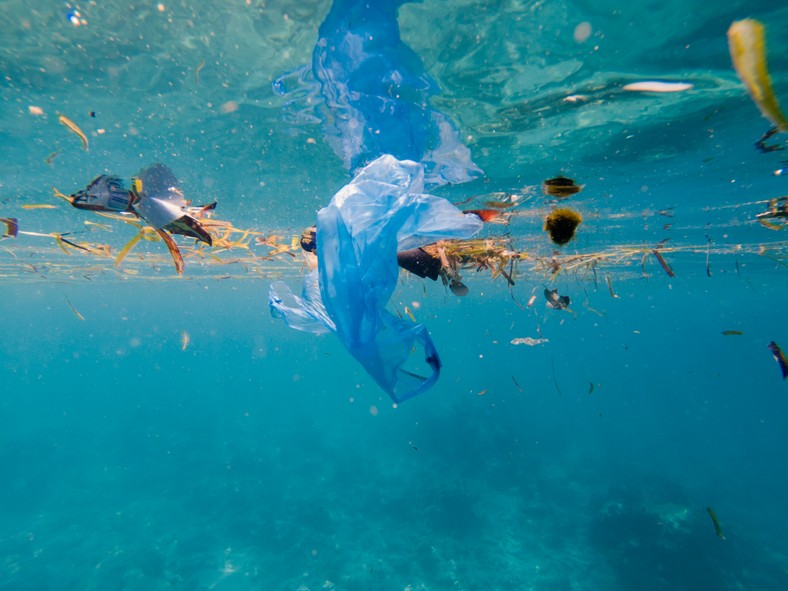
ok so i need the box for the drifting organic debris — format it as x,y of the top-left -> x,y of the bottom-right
757,196 -> 788,230
65,295 -> 85,321
706,507 -> 726,540
727,19 -> 788,132
544,207 -> 583,245
58,113 -> 90,151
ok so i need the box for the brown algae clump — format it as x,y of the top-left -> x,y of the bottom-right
544,208 -> 583,245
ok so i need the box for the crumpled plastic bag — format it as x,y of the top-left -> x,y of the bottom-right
270,155 -> 483,402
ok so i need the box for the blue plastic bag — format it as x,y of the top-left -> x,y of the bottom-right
270,155 -> 483,402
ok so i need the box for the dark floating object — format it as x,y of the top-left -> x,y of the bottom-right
544,287 -> 570,310
768,340 -> 788,380
721,330 -> 744,336
544,207 -> 583,245
300,225 -> 317,253
449,279 -> 469,297
542,176 -> 583,198
707,507 -> 726,540
0,217 -> 19,238
397,247 -> 442,280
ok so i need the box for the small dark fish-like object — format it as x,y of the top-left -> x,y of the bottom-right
706,507 -> 726,540
721,330 -> 744,336
768,341 -> 788,380
544,288 -> 570,310
542,176 -> 582,198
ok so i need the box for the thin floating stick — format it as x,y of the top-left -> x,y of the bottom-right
652,249 -> 676,277
65,295 -> 85,321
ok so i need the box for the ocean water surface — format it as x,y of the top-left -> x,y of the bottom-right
2,1 -> 788,590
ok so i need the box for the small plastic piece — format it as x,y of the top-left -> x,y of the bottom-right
270,155 -> 483,402
69,164 -> 213,245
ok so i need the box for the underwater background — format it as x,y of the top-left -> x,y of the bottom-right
2,1 -> 788,589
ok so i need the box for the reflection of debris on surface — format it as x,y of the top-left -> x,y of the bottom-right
757,196 -> 788,230
542,176 -> 583,198
768,340 -> 788,380
544,207 -> 583,245
728,19 -> 788,133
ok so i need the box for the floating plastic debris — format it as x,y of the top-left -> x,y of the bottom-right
62,164 -> 221,274
270,155 -> 483,402
511,337 -> 549,346
544,288 -> 571,310
622,81 -> 693,93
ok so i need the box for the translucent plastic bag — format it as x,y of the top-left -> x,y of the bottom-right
270,155 -> 483,402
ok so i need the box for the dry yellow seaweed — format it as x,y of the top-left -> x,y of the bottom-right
115,231 -> 145,266
728,19 -> 788,131
156,228 -> 185,275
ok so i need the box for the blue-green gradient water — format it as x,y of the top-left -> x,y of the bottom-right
2,1 -> 788,589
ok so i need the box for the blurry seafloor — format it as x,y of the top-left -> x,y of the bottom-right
2,1 -> 788,590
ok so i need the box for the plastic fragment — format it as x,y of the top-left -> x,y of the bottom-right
270,155 -> 483,402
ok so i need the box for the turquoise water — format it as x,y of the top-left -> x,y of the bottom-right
2,1 -> 788,589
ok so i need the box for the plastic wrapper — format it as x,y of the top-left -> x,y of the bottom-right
132,163 -> 190,229
69,164 -> 213,245
270,155 -> 483,402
